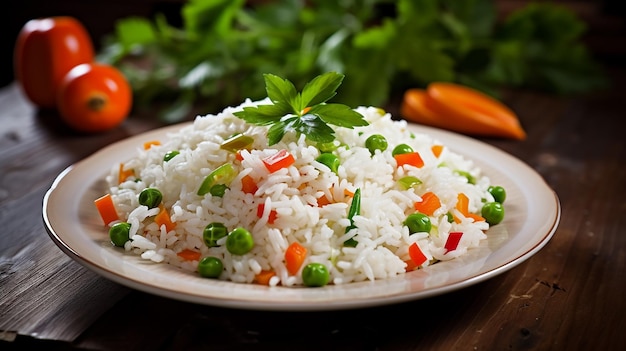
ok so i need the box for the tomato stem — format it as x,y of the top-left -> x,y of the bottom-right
87,94 -> 107,111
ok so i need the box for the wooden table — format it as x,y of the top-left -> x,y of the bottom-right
1,64 -> 624,350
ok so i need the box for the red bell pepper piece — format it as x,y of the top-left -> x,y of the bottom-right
262,149 -> 295,173
444,232 -> 463,253
257,203 -> 278,224
408,242 -> 427,267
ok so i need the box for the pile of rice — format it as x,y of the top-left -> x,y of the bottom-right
104,99 -> 494,287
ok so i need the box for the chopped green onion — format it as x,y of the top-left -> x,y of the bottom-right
163,150 -> 180,162
344,188 -> 361,247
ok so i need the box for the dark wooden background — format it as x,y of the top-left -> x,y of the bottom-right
2,0 -> 625,88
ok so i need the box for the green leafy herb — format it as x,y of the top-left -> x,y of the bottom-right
99,0 -> 607,122
234,72 -> 368,145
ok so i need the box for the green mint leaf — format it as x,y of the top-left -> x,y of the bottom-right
300,72 -> 344,109
264,74 -> 298,112
234,103 -> 291,125
309,104 -> 369,128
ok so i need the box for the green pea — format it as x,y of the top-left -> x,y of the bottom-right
317,141 -> 338,153
226,227 -> 254,255
109,222 -> 131,247
197,256 -> 223,278
365,134 -> 388,155
481,202 -> 505,225
203,222 -> 228,247
302,263 -> 330,287
138,188 -> 162,209
209,184 -> 228,197
316,153 -> 340,173
163,150 -> 180,162
488,185 -> 507,204
392,144 -> 413,156
404,213 -> 432,234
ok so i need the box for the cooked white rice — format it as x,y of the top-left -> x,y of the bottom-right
104,99 -> 495,287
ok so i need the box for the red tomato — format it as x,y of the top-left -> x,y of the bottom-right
57,63 -> 132,133
14,16 -> 94,109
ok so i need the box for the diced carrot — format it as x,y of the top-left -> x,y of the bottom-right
118,163 -> 135,184
257,203 -> 278,224
241,175 -> 258,194
431,144 -> 444,158
285,242 -> 307,275
143,140 -> 161,149
413,191 -> 441,216
94,193 -> 118,226
316,194 -> 332,207
177,249 -> 201,261
394,152 -> 424,168
254,270 -> 276,285
155,205 -> 176,232
408,242 -> 427,267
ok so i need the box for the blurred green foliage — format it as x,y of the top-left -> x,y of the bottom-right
98,0 -> 607,122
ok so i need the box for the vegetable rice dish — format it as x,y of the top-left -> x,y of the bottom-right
95,73 -> 506,287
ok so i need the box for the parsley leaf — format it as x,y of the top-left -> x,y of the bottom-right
234,72 -> 368,145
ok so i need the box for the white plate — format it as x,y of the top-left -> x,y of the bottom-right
43,123 -> 560,311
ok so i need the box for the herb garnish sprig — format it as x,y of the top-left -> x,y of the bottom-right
234,72 -> 368,146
